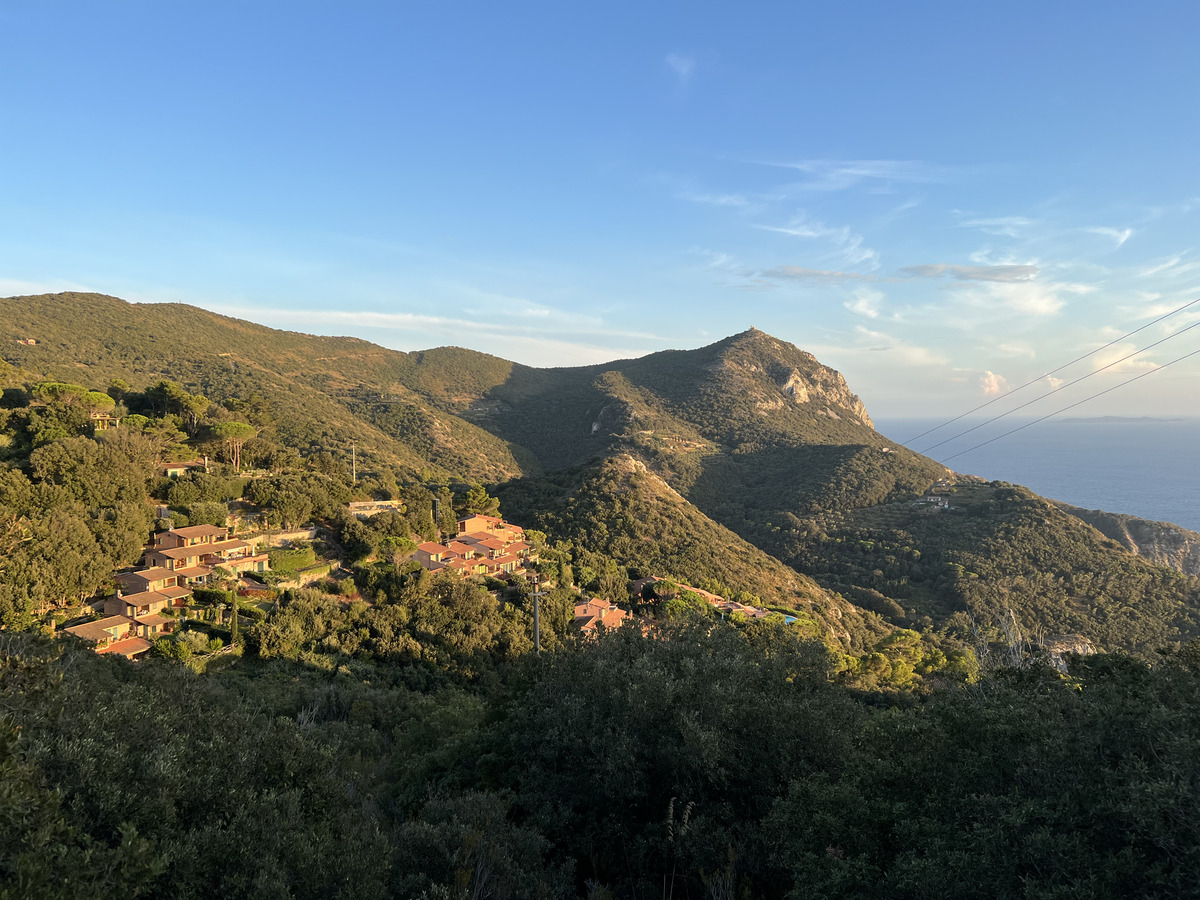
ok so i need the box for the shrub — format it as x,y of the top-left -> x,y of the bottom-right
269,547 -> 317,573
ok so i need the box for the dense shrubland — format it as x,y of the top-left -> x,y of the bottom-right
5,294 -> 1200,897
5,625 -> 1200,898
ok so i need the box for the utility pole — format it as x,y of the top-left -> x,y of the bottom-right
529,574 -> 544,654
350,440 -> 357,482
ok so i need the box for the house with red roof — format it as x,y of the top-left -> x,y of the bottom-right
145,525 -> 269,581
573,598 -> 630,635
414,515 -> 537,579
62,615 -> 153,659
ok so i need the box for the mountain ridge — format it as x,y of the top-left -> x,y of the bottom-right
5,291 -> 1200,656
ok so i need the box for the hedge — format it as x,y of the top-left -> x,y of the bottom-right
193,587 -> 234,606
268,547 -> 318,573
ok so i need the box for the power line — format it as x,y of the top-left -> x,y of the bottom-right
938,345 -> 1200,464
903,295 -> 1200,444
917,318 -> 1200,454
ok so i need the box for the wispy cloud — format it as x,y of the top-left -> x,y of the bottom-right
901,263 -> 1040,282
1140,255 -> 1183,277
1138,254 -> 1200,279
1084,226 -> 1134,247
996,342 -> 1036,359
199,303 -> 665,367
959,216 -> 1034,237
844,288 -> 884,319
759,159 -> 953,191
756,215 -> 879,269
0,276 -> 94,296
665,53 -> 695,84
809,326 -> 948,366
962,280 -> 1073,317
678,191 -> 753,209
1092,342 -> 1161,375
761,265 -> 873,284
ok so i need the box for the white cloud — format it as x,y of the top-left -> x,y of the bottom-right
844,288 -> 884,319
679,191 -> 753,209
756,215 -> 879,269
901,263 -> 1039,282
980,371 -> 1008,395
666,53 -> 695,83
997,342 -> 1036,359
198,303 -> 665,368
979,281 -> 1067,316
1046,375 -> 1063,389
1092,343 -> 1160,374
960,216 -> 1034,237
761,159 -> 953,191
0,276 -> 94,296
807,326 -> 949,368
1140,255 -> 1186,277
761,265 -> 873,284
1084,226 -> 1134,247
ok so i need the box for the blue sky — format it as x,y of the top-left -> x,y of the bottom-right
3,1 -> 1199,418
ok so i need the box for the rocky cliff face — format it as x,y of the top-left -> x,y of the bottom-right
1057,503 -> 1200,577
712,328 -> 875,428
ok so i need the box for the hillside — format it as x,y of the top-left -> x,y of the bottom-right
6,291 -> 1200,656
494,453 -> 896,655
0,293 -> 534,482
1058,503 -> 1200,577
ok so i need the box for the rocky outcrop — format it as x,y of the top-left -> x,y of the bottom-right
710,329 -> 874,428
1057,503 -> 1200,577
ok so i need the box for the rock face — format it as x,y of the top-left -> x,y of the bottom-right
1057,503 -> 1200,577
714,329 -> 875,429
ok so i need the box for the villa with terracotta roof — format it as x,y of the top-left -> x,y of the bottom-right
62,522 -> 275,661
145,524 -> 270,583
414,515 -> 537,579
456,514 -> 524,542
62,615 -> 154,660
573,598 -> 631,635
632,576 -> 781,621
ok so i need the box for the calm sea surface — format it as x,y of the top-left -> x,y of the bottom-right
875,417 -> 1200,533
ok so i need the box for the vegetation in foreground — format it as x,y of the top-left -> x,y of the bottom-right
4,292 -> 1200,897
4,626 -> 1199,898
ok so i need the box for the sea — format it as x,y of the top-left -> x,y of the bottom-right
874,417 -> 1200,533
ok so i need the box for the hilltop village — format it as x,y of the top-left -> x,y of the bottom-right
59,502 -> 792,660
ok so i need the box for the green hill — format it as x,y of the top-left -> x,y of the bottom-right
0,292 -> 533,482
6,291 -> 1200,656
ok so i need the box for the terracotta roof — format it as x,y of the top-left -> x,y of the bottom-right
458,514 -> 502,525
64,615 -> 132,643
174,565 -> 214,579
159,586 -> 193,600
118,567 -> 177,586
134,614 -> 172,627
150,545 -> 205,561
162,460 -> 206,472
169,524 -> 228,539
119,590 -> 171,608
97,636 -> 152,657
573,598 -> 629,632
196,539 -> 251,556
417,542 -> 451,554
